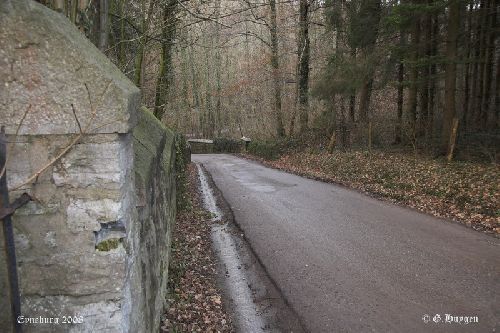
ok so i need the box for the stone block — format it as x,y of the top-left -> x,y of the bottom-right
53,140 -> 122,189
0,1 -> 140,136
21,296 -> 122,333
66,198 -> 121,232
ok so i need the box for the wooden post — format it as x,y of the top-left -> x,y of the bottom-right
368,121 -> 372,153
53,0 -> 64,12
78,0 -> 88,11
327,130 -> 336,153
446,117 -> 459,162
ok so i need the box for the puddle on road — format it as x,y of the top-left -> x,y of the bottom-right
196,163 -> 266,333
197,163 -> 223,221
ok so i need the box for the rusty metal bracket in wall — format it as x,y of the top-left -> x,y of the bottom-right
0,193 -> 31,221
1,126 -> 31,333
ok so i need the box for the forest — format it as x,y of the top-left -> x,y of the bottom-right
36,0 -> 498,234
36,0 -> 499,159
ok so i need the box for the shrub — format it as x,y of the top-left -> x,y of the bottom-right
247,138 -> 298,160
213,137 -> 242,153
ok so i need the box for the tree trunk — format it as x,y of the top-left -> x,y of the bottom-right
154,0 -> 177,120
356,0 -> 381,123
494,52 -> 500,128
340,97 -> 348,149
53,0 -> 64,12
419,5 -> 432,139
349,48 -> 356,123
289,107 -> 297,136
462,3 -> 473,133
473,0 -> 487,127
479,0 -> 496,128
327,97 -> 337,153
442,0 -> 460,152
406,14 -> 420,135
117,0 -> 126,70
189,44 -> 201,136
98,0 -> 109,52
446,117 -> 459,161
215,0 -> 222,135
358,78 -> 374,122
180,41 -> 190,132
134,0 -> 155,88
395,34 -> 404,144
78,0 -> 88,11
349,94 -> 356,122
327,95 -> 337,136
297,0 -> 310,133
205,43 -> 214,138
270,0 -> 285,137
428,14 -> 438,138
70,0 -> 78,24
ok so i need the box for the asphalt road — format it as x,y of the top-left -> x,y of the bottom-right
193,154 -> 500,333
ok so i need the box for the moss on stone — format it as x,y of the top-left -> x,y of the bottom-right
133,106 -> 175,185
96,238 -> 121,251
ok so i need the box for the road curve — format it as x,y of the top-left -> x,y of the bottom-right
193,154 -> 500,333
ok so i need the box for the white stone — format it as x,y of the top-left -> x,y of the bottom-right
14,233 -> 30,250
66,199 -> 121,232
53,142 -> 122,189
44,231 -> 57,248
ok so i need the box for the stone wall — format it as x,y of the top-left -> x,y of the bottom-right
129,107 -> 176,332
0,1 -> 175,332
188,139 -> 214,154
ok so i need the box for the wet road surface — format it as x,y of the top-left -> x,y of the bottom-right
193,154 -> 500,333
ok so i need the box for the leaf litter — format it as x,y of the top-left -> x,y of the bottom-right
161,164 -> 234,333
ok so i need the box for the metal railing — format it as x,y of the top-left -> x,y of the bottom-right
1,126 -> 31,333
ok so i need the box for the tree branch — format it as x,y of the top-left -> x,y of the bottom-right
178,0 -> 231,29
0,104 -> 31,180
10,81 -> 112,191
